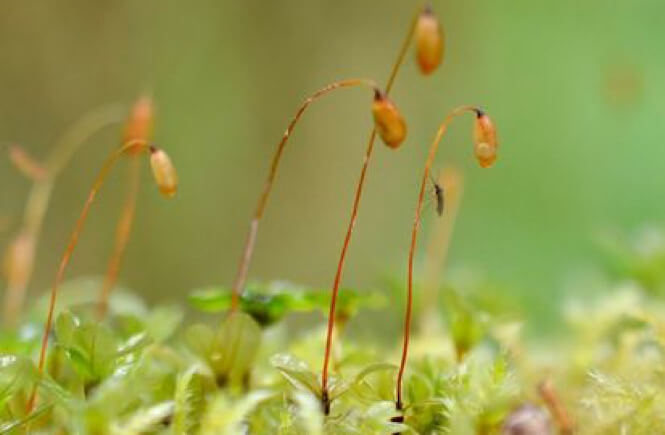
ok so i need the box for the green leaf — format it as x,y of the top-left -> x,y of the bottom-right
60,344 -> 96,380
111,400 -> 174,435
292,391 -> 324,435
116,332 -> 152,358
189,285 -> 299,326
0,403 -> 53,433
183,323 -> 215,358
199,391 -> 272,435
270,353 -> 321,397
54,310 -> 79,348
0,355 -> 37,408
75,323 -> 118,378
210,312 -> 261,383
350,363 -> 397,403
173,364 -> 212,434
145,305 -> 183,342
189,288 -> 232,312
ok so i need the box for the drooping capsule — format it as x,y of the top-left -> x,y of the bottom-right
415,4 -> 444,75
3,231 -> 35,288
149,147 -> 178,197
372,90 -> 407,149
473,109 -> 498,168
124,96 -> 154,153
8,144 -> 47,181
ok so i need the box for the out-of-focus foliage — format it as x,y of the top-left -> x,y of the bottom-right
2,228 -> 665,432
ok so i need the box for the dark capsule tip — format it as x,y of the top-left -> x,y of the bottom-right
423,3 -> 433,15
148,144 -> 158,154
374,88 -> 386,101
474,108 -> 486,118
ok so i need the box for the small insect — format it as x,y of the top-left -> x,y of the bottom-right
430,174 -> 444,216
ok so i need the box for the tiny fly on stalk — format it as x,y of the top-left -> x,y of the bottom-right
429,174 -> 444,216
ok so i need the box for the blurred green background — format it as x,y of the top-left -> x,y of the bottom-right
1,1 -> 664,330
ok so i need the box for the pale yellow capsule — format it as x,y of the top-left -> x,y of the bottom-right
149,147 -> 178,197
372,90 -> 407,149
473,110 -> 498,168
415,5 -> 444,75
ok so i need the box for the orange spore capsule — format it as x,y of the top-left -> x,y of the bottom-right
149,147 -> 178,197
372,90 -> 407,149
473,110 -> 498,168
124,96 -> 154,153
415,5 -> 444,75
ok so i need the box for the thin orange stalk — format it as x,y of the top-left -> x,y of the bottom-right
320,9 -> 420,415
539,379 -> 574,435
396,106 -> 478,410
230,78 -> 378,310
96,155 -> 141,318
27,139 -> 152,412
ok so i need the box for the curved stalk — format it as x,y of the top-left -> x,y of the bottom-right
320,9 -> 421,415
230,78 -> 378,310
97,155 -> 141,318
2,105 -> 123,328
396,106 -> 478,410
27,139 -> 151,412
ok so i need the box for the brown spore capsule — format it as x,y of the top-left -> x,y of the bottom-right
473,109 -> 498,168
372,90 -> 407,149
415,5 -> 444,75
149,147 -> 178,197
124,96 -> 154,153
